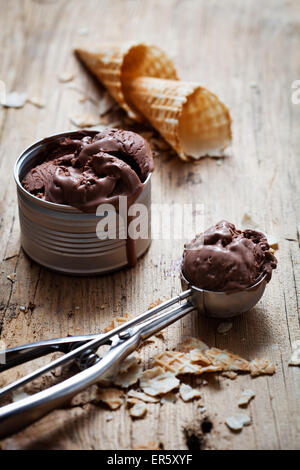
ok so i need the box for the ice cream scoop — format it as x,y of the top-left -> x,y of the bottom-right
182,220 -> 277,292
22,128 -> 154,213
0,232 -> 276,436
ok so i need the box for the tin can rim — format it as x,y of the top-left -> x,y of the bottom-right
14,129 -> 153,214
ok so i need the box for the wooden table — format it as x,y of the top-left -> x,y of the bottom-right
0,0 -> 299,450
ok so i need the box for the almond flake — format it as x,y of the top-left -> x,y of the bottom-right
225,413 -> 251,431
127,390 -> 159,403
222,371 -> 238,380
1,92 -> 28,108
288,340 -> 300,366
114,363 -> 143,388
58,71 -> 75,83
179,383 -> 201,402
238,389 -> 256,407
27,96 -> 45,108
96,387 -> 124,410
140,367 -> 179,396
129,402 -> 147,418
249,358 -> 275,377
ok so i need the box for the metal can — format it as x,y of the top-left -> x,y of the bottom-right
14,131 -> 152,275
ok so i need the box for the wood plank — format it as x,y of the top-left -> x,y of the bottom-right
0,0 -> 299,450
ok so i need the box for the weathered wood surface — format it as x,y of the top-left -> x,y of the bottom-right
0,0 -> 299,450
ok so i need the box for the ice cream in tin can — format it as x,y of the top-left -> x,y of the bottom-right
14,128 -> 154,275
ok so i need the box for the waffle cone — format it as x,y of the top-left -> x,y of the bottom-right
124,76 -> 232,160
75,43 -> 178,120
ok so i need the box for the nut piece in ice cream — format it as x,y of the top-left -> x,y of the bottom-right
182,220 -> 277,292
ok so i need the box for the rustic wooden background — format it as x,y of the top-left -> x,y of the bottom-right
0,0 -> 299,450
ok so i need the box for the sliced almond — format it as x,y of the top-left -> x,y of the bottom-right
127,389 -> 159,403
222,371 -> 238,380
27,96 -> 45,108
139,366 -> 179,396
238,389 -> 256,407
288,340 -> 300,366
225,413 -> 251,431
58,71 -> 75,83
129,402 -> 147,418
1,92 -> 28,108
96,387 -> 124,410
249,358 -> 275,377
179,383 -> 201,402
114,363 -> 143,388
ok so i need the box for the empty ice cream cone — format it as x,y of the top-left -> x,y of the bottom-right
124,76 -> 232,160
75,43 -> 178,120
75,43 -> 232,160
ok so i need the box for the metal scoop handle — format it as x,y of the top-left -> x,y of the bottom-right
0,289 -> 192,400
0,298 -> 194,438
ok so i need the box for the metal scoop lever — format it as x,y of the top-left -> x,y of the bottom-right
0,335 -> 100,373
0,289 -> 191,399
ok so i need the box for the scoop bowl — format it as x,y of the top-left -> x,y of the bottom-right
181,273 -> 267,319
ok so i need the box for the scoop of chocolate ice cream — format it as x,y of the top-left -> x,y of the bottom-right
22,129 -> 154,213
182,220 -> 277,292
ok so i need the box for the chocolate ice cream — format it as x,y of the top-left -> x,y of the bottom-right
182,220 -> 277,292
22,128 -> 154,213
